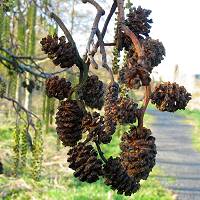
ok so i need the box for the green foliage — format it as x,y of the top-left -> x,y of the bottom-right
20,125 -> 28,168
13,125 -> 20,175
1,0 -> 14,12
0,120 -> 173,200
178,109 -> 200,151
0,78 -> 6,97
27,3 -> 37,55
49,98 -> 55,125
112,47 -> 120,74
17,0 -> 26,54
42,93 -> 47,120
32,120 -> 43,180
45,96 -> 51,134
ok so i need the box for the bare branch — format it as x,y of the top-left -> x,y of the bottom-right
82,0 -> 105,65
2,95 -> 40,120
50,12 -> 89,82
96,29 -> 114,82
92,1 -> 117,54
122,25 -> 142,57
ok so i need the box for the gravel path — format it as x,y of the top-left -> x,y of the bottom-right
148,110 -> 200,200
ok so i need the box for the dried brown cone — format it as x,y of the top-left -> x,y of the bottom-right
120,126 -> 157,181
125,6 -> 152,40
45,76 -> 71,100
82,112 -> 110,144
55,100 -> 84,146
122,6 -> 153,50
67,143 -> 103,183
40,34 -> 76,68
117,97 -> 138,124
104,82 -> 119,143
118,48 -> 151,89
78,75 -> 104,110
119,64 -> 151,89
151,82 -> 192,112
142,38 -> 165,72
103,157 -> 140,196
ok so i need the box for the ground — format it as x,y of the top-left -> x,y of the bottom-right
149,109 -> 200,200
0,113 -> 173,200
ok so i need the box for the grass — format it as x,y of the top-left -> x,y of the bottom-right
0,114 -> 173,200
178,109 -> 200,152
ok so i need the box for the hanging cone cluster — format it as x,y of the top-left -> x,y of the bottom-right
104,82 -> 119,142
40,34 -> 76,68
67,143 -> 103,183
0,78 -> 6,97
78,75 -> 104,110
120,126 -> 157,181
56,100 -> 84,146
125,6 -> 152,40
82,112 -> 110,144
142,38 -> 165,72
103,157 -> 140,196
45,76 -> 71,100
151,82 -> 192,112
116,97 -> 138,124
119,49 -> 151,89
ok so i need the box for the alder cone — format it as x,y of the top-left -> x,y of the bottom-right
40,34 -> 76,68
119,64 -> 151,89
120,126 -> 157,181
142,38 -> 165,72
67,143 -> 103,183
151,82 -> 192,112
103,157 -> 140,196
104,82 -> 119,143
45,76 -> 71,100
82,112 -> 109,144
56,100 -> 84,146
122,6 -> 153,49
117,97 -> 138,124
78,75 -> 104,110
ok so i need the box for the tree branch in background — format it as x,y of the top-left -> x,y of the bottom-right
50,12 -> 89,82
92,1 -> 117,54
82,0 -> 105,69
3,95 -> 40,120
96,29 -> 114,82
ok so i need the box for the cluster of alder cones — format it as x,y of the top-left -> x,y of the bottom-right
41,5 -> 191,196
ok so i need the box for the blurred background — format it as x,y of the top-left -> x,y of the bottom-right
0,0 -> 199,200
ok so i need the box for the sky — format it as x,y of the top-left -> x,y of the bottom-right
62,0 -> 200,86
132,0 -> 200,82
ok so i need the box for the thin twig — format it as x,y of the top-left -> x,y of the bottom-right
3,95 -> 40,120
95,142 -> 107,163
92,1 -> 117,54
137,86 -> 151,128
96,29 -> 114,82
50,12 -> 89,82
82,0 -> 105,66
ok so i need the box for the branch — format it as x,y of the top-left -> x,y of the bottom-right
82,0 -> 105,67
92,1 -> 117,55
95,142 -> 107,163
116,0 -> 142,56
3,95 -> 40,120
122,25 -> 142,57
50,12 -> 76,47
137,86 -> 151,128
96,29 -> 114,82
50,12 -> 89,82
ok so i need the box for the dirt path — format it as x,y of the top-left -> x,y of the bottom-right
148,110 -> 200,200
